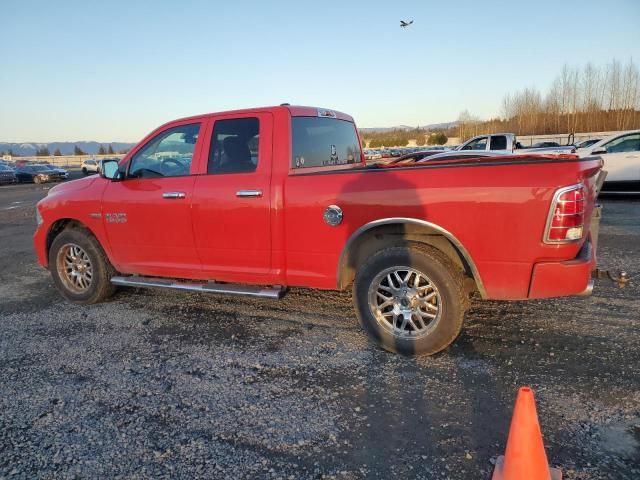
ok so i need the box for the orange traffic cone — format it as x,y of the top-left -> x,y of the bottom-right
492,387 -> 562,480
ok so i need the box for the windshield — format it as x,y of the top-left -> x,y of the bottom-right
291,117 -> 361,169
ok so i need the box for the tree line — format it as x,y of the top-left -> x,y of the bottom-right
361,129 -> 448,148
454,59 -> 640,140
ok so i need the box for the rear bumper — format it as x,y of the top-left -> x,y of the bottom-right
528,204 -> 601,299
528,238 -> 596,298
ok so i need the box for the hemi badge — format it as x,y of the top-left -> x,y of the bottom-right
89,213 -> 102,219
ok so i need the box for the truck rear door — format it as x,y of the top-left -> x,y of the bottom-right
191,112 -> 273,281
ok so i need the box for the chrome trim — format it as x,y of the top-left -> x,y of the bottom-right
162,192 -> 186,199
577,279 -> 594,297
110,276 -> 285,299
236,190 -> 263,198
595,170 -> 608,196
543,183 -> 585,245
337,217 -> 487,299
368,266 -> 442,339
324,205 -> 343,226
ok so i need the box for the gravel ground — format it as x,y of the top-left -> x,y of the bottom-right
0,179 -> 638,479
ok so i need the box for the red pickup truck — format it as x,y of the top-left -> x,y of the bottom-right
34,105 -> 604,356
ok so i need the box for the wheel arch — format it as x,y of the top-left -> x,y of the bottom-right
336,218 -> 487,298
46,218 -> 106,262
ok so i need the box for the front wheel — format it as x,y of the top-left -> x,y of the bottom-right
49,229 -> 117,304
33,175 -> 42,184
82,167 -> 88,175
353,245 -> 467,356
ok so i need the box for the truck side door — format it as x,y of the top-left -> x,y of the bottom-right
101,121 -> 203,278
191,113 -> 273,282
460,136 -> 488,151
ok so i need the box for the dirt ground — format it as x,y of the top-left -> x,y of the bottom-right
0,176 -> 638,479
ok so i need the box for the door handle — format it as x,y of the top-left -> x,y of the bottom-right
236,190 -> 262,198
162,191 -> 186,199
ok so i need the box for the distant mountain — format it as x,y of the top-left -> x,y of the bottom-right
0,141 -> 135,156
360,121 -> 457,133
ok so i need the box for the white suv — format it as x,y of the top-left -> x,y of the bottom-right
81,159 -> 100,175
579,130 -> 640,193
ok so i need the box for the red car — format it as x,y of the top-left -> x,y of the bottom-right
34,105 -> 604,356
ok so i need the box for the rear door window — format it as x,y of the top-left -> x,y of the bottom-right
208,117 -> 260,174
292,117 -> 361,169
604,133 -> 640,153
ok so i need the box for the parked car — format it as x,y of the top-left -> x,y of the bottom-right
0,160 -> 15,169
41,163 -> 69,180
575,139 -> 602,149
578,130 -> 640,193
530,141 -> 561,148
386,151 -> 513,167
15,164 -> 67,184
386,150 -> 444,165
0,164 -> 17,185
34,105 -> 604,356
457,133 -> 575,155
81,159 -> 101,175
417,151 -> 513,163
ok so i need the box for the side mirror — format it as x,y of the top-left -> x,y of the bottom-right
100,159 -> 123,180
591,147 -> 607,155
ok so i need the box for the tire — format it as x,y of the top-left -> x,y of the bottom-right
49,228 -> 117,304
33,175 -> 42,184
82,167 -> 88,175
353,244 -> 467,356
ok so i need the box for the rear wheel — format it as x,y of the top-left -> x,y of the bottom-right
49,229 -> 117,304
353,244 -> 467,356
33,175 -> 42,184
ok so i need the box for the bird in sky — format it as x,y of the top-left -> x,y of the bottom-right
400,20 -> 413,28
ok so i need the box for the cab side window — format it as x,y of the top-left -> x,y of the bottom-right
604,133 -> 640,153
208,118 -> 259,174
129,123 -> 200,178
461,137 -> 488,150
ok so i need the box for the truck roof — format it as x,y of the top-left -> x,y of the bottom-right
168,105 -> 354,126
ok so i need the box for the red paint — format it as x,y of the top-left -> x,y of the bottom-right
34,105 -> 603,300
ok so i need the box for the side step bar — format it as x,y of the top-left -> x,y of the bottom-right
110,276 -> 286,299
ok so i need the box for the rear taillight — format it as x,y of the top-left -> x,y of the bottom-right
544,184 -> 586,243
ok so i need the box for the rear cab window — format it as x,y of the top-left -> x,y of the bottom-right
291,114 -> 362,172
489,135 -> 507,150
208,117 -> 259,174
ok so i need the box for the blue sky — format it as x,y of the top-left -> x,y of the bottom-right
1,0 -> 639,142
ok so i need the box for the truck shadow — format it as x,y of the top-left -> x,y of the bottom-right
333,164 -> 510,476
